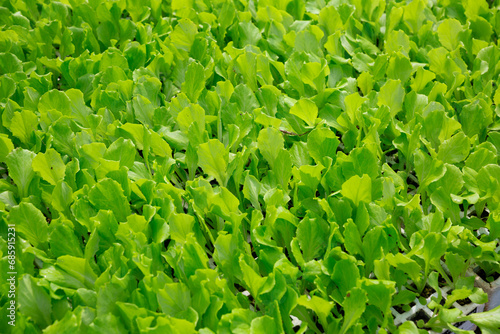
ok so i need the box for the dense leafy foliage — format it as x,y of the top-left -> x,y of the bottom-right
1,0 -> 500,333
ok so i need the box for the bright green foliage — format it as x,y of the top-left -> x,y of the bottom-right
0,0 -> 500,333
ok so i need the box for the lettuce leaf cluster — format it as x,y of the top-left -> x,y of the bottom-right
1,0 -> 500,333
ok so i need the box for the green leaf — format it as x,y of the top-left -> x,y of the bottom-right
0,133 -> 14,162
88,178 -> 131,222
218,308 -> 256,334
177,104 -> 206,136
362,226 -> 388,273
183,61 -> 206,103
170,18 -> 197,54
49,218 -> 83,258
55,256 -> 98,289
344,92 -> 368,126
243,173 -> 262,210
332,258 -> 360,297
157,282 -> 192,317
296,295 -> 333,329
437,132 -> 470,163
10,110 -> 38,143
239,255 -> 266,298
43,310 -> 79,334
386,253 -> 422,287
343,220 -> 363,256
461,305 -> 500,330
0,75 -> 16,101
257,127 -> 284,169
132,95 -> 155,128
385,30 -> 411,55
250,315 -> 279,334
237,21 -> 262,47
422,232 -> 447,276
410,67 -> 436,93
357,71 -> 373,95
0,53 -> 22,74
307,126 -> 339,166
137,316 -> 196,334
6,148 -> 36,198
9,202 -> 48,248
340,287 -> 367,334
341,174 -> 372,206
387,53 -> 413,84
476,164 -> 500,208
300,61 -> 328,92
230,84 -> 259,114
296,216 -> 329,261
197,139 -> 228,186
444,252 -> 468,283
32,149 -> 66,185
437,19 -> 463,51
66,88 -> 92,127
297,164 -> 324,192
465,146 -> 497,171
104,138 -> 136,168
89,314 -> 128,334
18,275 -> 52,328
459,99 -> 492,138
395,322 -> 422,334
414,150 -> 446,190
361,279 -> 396,315
274,149 -> 292,190
52,180 -> 74,214
430,187 -> 461,223
169,213 -> 195,243
378,79 -> 404,117
39,90 -> 71,115
290,99 -> 318,127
